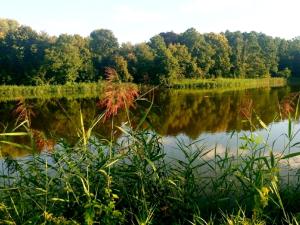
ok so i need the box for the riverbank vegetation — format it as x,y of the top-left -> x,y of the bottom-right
168,77 -> 286,89
1,19 -> 300,86
0,82 -> 107,101
1,83 -> 300,224
2,122 -> 300,225
0,77 -> 287,102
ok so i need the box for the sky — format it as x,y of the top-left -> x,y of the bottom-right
1,0 -> 300,43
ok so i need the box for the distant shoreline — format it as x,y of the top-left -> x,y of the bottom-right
0,78 -> 290,102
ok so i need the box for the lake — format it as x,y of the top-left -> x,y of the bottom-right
1,85 -> 300,161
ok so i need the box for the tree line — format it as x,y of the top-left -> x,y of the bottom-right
0,18 -> 300,85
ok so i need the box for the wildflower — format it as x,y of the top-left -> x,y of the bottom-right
98,67 -> 139,120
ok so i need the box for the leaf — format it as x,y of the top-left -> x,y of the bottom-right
145,157 -> 157,173
136,96 -> 154,131
282,152 -> 300,160
0,141 -> 32,150
51,198 -> 68,202
0,132 -> 28,136
105,159 -> 119,168
291,142 -> 300,148
256,115 -> 268,130
288,117 -> 292,139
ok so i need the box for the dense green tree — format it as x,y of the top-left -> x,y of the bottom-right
205,33 -> 232,77
159,31 -> 179,45
0,25 -> 50,84
89,29 -> 119,79
73,36 -> 95,82
168,44 -> 202,78
257,33 -> 278,75
0,19 -> 19,38
89,29 -> 119,59
179,28 -> 215,77
132,43 -> 155,83
119,42 -> 138,79
243,32 -> 268,78
43,34 -> 93,84
1,18 -> 300,85
113,55 -> 133,82
225,31 -> 246,77
277,39 -> 291,73
149,35 -> 180,83
285,38 -> 300,77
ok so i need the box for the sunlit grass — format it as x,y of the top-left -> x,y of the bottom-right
169,77 -> 287,90
0,82 -> 138,102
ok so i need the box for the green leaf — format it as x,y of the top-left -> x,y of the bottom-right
282,152 -> 300,160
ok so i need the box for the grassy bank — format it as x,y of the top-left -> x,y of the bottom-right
0,78 -> 288,102
0,82 -> 105,101
168,77 -> 287,89
1,110 -> 300,224
0,82 -> 139,102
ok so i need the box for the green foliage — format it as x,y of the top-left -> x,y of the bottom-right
168,43 -> 203,78
43,34 -> 91,84
179,28 -> 215,77
0,18 -> 19,38
0,25 -> 51,85
150,35 -> 181,83
205,33 -> 232,77
1,105 -> 300,224
89,29 -> 119,60
278,68 -> 292,78
89,29 -> 119,80
131,43 -> 155,83
113,55 -> 133,82
1,18 -> 300,85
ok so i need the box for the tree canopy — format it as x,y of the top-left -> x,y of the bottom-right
1,18 -> 300,85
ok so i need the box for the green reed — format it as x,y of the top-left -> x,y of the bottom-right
0,82 -> 106,102
168,78 -> 287,90
0,82 -> 137,102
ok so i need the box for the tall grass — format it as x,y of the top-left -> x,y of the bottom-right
0,78 -> 288,102
1,87 -> 300,224
168,78 -> 287,90
0,82 -> 105,102
0,82 -> 137,102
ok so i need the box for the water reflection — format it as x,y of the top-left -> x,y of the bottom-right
0,86 -> 300,157
152,87 -> 299,138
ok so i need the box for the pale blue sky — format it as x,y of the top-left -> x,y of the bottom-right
1,0 -> 299,43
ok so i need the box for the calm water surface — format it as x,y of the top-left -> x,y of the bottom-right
1,86 -> 300,160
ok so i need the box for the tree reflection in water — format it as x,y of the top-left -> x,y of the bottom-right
0,86 -> 299,157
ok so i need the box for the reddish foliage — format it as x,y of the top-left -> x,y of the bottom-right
105,67 -> 119,82
31,129 -> 55,152
14,97 -> 35,123
98,68 -> 139,120
98,84 -> 139,120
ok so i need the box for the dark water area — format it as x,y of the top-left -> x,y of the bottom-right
1,85 -> 300,159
